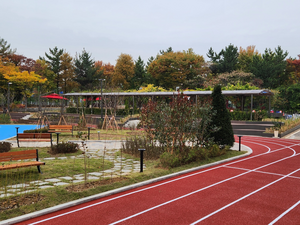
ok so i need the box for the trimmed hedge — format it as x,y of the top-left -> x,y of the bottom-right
66,107 -> 139,116
23,128 -> 49,133
229,110 -> 268,121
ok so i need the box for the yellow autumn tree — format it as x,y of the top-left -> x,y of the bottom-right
112,54 -> 135,90
148,49 -> 207,89
0,57 -> 47,107
238,46 -> 260,72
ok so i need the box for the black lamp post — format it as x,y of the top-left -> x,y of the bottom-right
7,82 -> 12,111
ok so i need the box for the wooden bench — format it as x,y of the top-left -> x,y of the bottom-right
48,125 -> 73,136
17,133 -> 53,148
0,149 -> 45,173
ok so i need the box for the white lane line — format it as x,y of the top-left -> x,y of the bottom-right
108,150 -> 300,224
268,200 -> 300,225
224,165 -> 300,180
30,141 -> 295,224
245,140 -> 297,155
190,167 -> 300,225
224,142 -> 299,168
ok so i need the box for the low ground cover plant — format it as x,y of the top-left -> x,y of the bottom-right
0,114 -> 11,124
0,142 -> 12,153
50,142 -> 80,154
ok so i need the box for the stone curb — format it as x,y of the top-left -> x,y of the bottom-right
0,144 -> 252,225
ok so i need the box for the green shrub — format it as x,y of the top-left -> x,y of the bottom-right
23,128 -> 49,133
122,136 -> 164,160
160,152 -> 181,168
0,114 -> 11,124
0,142 -> 12,153
50,142 -> 80,154
66,107 -> 131,116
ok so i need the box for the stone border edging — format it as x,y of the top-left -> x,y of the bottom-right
0,144 -> 252,225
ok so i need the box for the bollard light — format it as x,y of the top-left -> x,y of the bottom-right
237,135 -> 243,151
138,149 -> 146,172
98,131 -> 100,140
88,127 -> 91,140
55,132 -> 61,145
16,127 -> 20,147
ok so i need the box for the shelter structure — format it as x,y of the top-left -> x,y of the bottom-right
64,90 -> 274,121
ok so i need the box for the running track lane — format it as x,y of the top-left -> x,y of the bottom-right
16,136 -> 300,225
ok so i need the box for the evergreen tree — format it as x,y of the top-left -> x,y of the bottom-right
207,44 -> 239,74
131,56 -> 146,89
74,49 -> 98,90
250,46 -> 288,89
210,85 -> 234,147
40,46 -> 64,93
0,37 -> 16,57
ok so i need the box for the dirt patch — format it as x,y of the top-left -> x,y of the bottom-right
0,194 -> 45,211
66,177 -> 128,192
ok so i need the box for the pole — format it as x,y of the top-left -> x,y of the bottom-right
138,148 -> 146,172
7,82 -> 11,111
88,127 -> 90,140
16,127 -> 19,147
237,135 -> 243,151
56,132 -> 60,145
250,94 -> 253,121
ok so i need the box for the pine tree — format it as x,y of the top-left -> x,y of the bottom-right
210,85 -> 234,146
131,56 -> 146,89
74,49 -> 97,90
0,37 -> 16,57
41,46 -> 64,93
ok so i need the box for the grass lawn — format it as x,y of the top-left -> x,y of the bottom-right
0,147 -> 246,221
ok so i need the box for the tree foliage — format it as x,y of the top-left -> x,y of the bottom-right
148,49 -> 208,89
131,56 -> 147,89
274,84 -> 300,113
112,53 -> 135,90
209,85 -> 234,147
95,61 -> 114,87
60,52 -> 79,93
74,49 -> 98,90
141,92 -> 216,154
286,55 -> 300,83
0,37 -> 16,57
41,46 -> 64,92
207,44 -> 239,74
238,45 -> 260,72
250,46 -> 288,89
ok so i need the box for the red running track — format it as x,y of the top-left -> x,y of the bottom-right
16,136 -> 300,225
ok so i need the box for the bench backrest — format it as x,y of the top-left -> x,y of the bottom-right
18,133 -> 51,139
49,125 -> 72,129
0,149 -> 37,162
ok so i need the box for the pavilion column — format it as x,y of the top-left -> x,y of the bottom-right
268,96 -> 271,114
132,96 -> 134,116
250,94 -> 253,121
76,96 -> 79,114
241,95 -> 244,111
91,95 -> 93,114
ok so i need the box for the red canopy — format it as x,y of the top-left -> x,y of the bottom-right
41,93 -> 68,100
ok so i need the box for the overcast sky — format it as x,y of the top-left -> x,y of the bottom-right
1,0 -> 299,65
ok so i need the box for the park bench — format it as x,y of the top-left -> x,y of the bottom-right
17,133 -> 53,148
0,149 -> 45,173
48,125 -> 73,136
